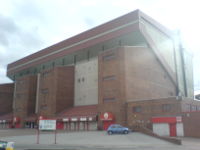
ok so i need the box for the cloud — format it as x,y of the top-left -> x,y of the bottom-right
0,0 -> 200,88
0,15 -> 19,46
0,12 -> 44,84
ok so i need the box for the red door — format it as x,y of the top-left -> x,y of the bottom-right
103,121 -> 114,130
56,122 -> 64,129
169,123 -> 177,137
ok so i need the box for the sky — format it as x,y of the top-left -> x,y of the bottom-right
0,0 -> 200,90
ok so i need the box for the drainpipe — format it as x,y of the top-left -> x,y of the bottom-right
12,81 -> 17,116
35,73 -> 41,114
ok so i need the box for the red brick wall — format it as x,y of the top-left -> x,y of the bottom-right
56,66 -> 74,113
182,112 -> 200,138
98,47 -> 127,126
38,68 -> 56,117
98,46 -> 178,128
127,98 -> 182,128
124,47 -> 176,101
181,98 -> 200,112
0,83 -> 14,115
38,66 -> 74,118
14,75 -> 37,126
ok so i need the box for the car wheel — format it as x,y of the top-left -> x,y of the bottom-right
108,131 -> 113,135
123,130 -> 128,134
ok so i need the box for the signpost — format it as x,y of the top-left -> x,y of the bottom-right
37,119 -> 57,144
39,120 -> 56,130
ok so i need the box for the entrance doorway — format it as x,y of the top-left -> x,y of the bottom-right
169,123 -> 177,137
103,121 -> 115,130
100,112 -> 115,130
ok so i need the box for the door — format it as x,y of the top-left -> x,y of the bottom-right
170,123 -> 177,137
103,121 -> 114,130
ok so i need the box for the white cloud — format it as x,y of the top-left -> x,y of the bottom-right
0,0 -> 200,89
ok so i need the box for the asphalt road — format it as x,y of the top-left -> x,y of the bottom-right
0,129 -> 200,150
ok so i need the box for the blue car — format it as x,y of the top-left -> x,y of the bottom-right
107,124 -> 130,135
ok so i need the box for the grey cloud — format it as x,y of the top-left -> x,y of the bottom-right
0,12 -> 44,84
0,14 -> 18,33
0,14 -> 19,46
0,32 -> 9,46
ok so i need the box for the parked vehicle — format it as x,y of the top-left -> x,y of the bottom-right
107,124 -> 130,135
0,141 -> 14,150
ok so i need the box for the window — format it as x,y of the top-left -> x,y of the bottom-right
103,53 -> 115,61
17,80 -> 24,85
182,104 -> 190,112
191,105 -> 197,112
132,106 -> 142,113
87,51 -> 90,60
103,97 -> 116,101
82,77 -> 85,82
42,71 -> 50,77
162,104 -> 171,112
41,88 -> 49,94
62,59 -> 65,65
16,94 -> 21,99
103,75 -> 116,81
34,69 -> 37,74
52,62 -> 55,67
74,55 -> 77,64
40,104 -> 47,110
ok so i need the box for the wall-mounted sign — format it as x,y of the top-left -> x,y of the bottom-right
100,112 -> 114,121
80,117 -> 87,121
62,118 -> 69,122
88,117 -> 93,121
71,118 -> 78,121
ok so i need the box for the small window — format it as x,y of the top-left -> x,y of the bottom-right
40,105 -> 47,110
103,97 -> 116,101
103,53 -> 115,61
16,94 -> 21,99
42,71 -> 50,77
74,55 -> 77,64
197,106 -> 200,111
41,88 -> 49,94
132,106 -> 142,113
52,62 -> 55,67
162,104 -> 171,112
82,77 -> 85,82
34,69 -> 37,74
191,105 -> 197,112
103,75 -> 116,81
182,104 -> 190,112
62,59 -> 65,65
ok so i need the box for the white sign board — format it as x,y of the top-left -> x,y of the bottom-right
39,120 -> 56,130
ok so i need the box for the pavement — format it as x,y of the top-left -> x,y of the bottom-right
1,129 -> 200,150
